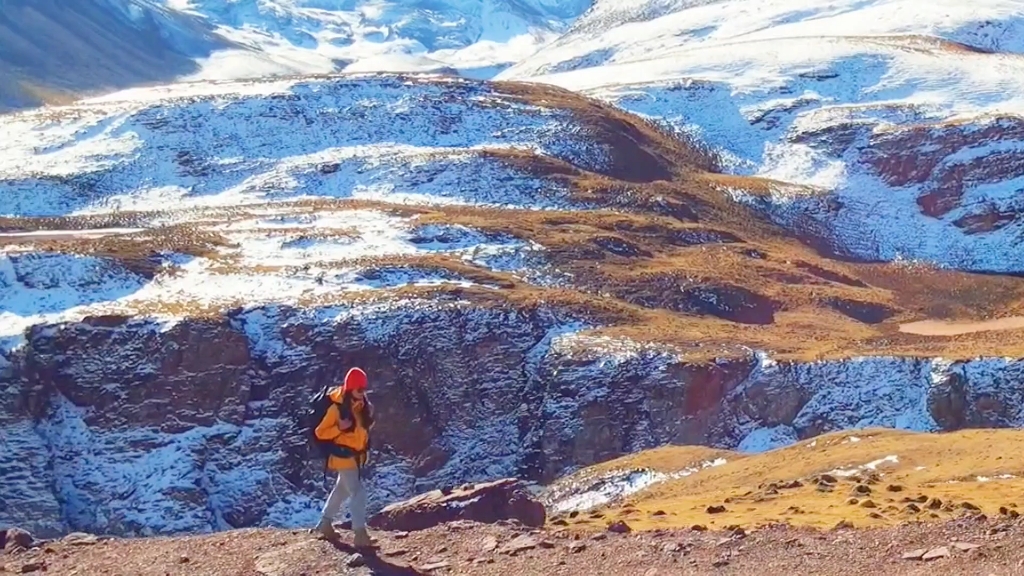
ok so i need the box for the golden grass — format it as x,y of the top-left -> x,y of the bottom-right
554,428 -> 1024,532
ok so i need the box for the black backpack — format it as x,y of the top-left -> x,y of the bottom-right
304,385 -> 342,461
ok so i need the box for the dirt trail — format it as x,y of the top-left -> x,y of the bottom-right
4,517 -> 1024,576
899,316 -> 1024,336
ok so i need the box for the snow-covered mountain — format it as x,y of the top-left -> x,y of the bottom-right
174,0 -> 591,79
4,0 -> 1024,542
501,0 -> 1024,273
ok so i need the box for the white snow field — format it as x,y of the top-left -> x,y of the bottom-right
501,0 -> 1024,273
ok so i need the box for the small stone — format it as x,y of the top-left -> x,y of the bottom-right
568,542 -> 586,554
911,495 -> 929,503
868,512 -> 885,519
19,562 -> 45,574
902,549 -> 927,560
833,520 -> 854,530
590,533 -> 607,541
952,542 -> 981,552
853,485 -> 872,495
652,510 -> 667,517
819,474 -> 838,484
473,558 -> 494,565
421,561 -> 451,571
480,536 -> 498,553
346,553 -> 366,568
780,480 -> 803,489
435,545 -> 448,553
927,498 -> 943,510
538,540 -> 556,549
706,505 -> 727,514
551,519 -> 569,526
607,520 -> 631,534
712,558 -> 730,568
393,531 -> 410,539
905,503 -> 921,513
500,535 -> 539,555
961,502 -> 982,512
663,542 -> 683,553
568,511 -> 579,519
860,500 -> 877,509
179,556 -> 190,564
922,547 -> 950,561
690,525 -> 708,532
847,498 -> 859,506
886,484 -> 904,493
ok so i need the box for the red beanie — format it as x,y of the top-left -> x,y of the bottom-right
343,367 -> 368,391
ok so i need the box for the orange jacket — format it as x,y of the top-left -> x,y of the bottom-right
314,386 -> 372,471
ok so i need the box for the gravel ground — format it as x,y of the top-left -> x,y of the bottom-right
4,516 -> 1024,576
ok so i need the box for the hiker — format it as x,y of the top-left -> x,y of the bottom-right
313,366 -> 375,547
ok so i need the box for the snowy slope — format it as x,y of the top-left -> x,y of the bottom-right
164,0 -> 591,80
500,0 -> 1024,273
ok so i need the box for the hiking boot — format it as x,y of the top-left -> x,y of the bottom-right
353,527 -> 373,548
314,520 -> 339,540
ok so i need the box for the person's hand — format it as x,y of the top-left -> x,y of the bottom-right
338,418 -> 353,430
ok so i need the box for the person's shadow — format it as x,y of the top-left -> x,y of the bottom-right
325,537 -> 427,575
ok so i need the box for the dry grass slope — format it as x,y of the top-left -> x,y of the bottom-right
554,428 -> 1024,532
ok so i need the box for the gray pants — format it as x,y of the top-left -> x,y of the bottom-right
319,468 -> 367,529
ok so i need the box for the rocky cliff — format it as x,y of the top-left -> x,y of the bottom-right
3,301 -> 1023,538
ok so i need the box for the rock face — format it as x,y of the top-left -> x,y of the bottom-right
2,302 -> 1024,539
368,478 -> 545,532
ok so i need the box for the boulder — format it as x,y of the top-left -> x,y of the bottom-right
3,527 -> 35,551
368,478 -> 546,532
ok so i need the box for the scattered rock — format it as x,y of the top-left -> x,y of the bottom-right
691,525 -> 708,532
369,478 -> 545,532
902,549 -> 927,560
590,533 -> 607,541
538,540 -> 555,549
961,502 -> 982,512
663,542 -> 683,553
922,547 -> 950,561
551,519 -> 569,527
905,503 -> 922,513
847,498 -> 860,506
999,507 -> 1020,518
909,495 -> 929,503
608,521 -> 632,534
420,561 -> 451,571
500,535 -> 539,555
860,500 -> 877,509
853,485 -> 872,495
568,542 -> 586,554
952,542 -> 981,552
927,498 -> 943,510
393,531 -> 410,539
819,474 -> 838,484
780,480 -> 803,489
886,485 -> 904,493
712,557 -> 730,568
651,510 -> 667,517
63,533 -> 98,546
4,529 -> 33,551
18,562 -> 46,574
480,536 -> 499,553
706,505 -> 727,514
833,520 -> 854,530
179,555 -> 190,564
346,553 -> 366,568
868,512 -> 885,519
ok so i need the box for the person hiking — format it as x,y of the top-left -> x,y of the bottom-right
313,367 -> 375,547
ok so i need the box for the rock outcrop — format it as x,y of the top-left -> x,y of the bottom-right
368,478 -> 545,531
